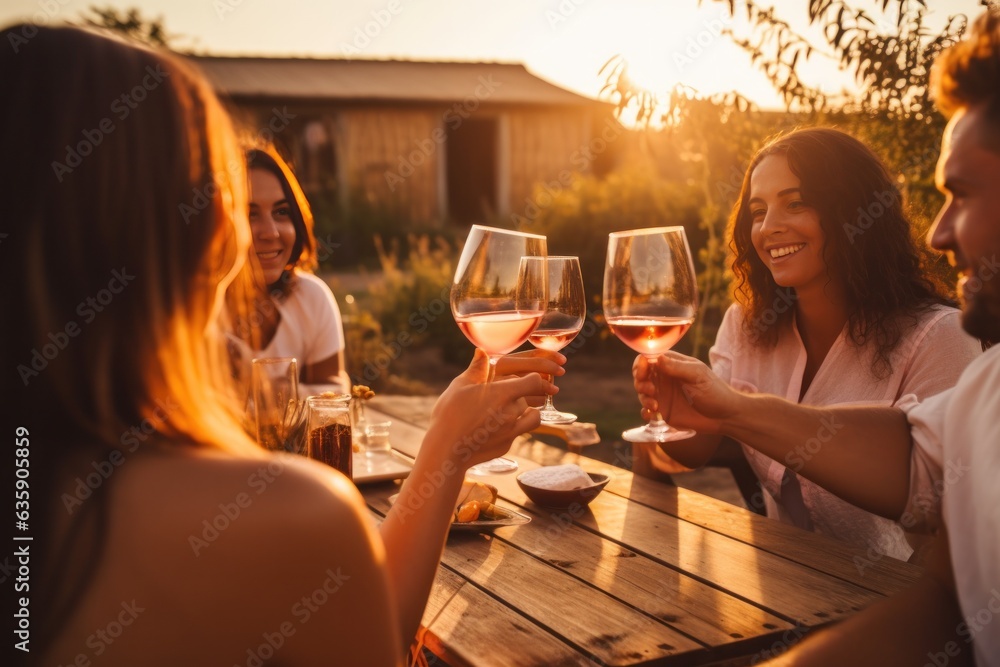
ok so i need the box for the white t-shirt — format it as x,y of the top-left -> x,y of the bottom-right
710,303 -> 981,559
260,270 -> 345,366
904,345 -> 1000,666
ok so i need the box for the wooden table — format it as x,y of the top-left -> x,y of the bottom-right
360,397 -> 922,667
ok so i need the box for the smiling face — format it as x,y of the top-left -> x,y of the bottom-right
929,105 -> 1000,342
748,154 -> 830,294
249,168 -> 297,286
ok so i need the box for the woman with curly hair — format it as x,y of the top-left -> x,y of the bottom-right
635,127 -> 981,561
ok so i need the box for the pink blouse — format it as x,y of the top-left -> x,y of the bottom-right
710,303 -> 982,559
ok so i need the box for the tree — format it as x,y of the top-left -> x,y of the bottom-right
600,0 -> 984,358
76,5 -> 173,48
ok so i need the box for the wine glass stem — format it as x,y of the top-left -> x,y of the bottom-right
487,355 -> 500,383
647,355 -> 667,428
541,374 -> 557,412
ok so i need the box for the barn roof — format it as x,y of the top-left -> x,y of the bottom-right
188,56 -> 602,107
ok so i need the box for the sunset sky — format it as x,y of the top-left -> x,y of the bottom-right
0,0 -> 981,108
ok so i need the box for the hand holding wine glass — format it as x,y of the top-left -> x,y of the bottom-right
523,256 -> 585,424
451,225 -> 548,474
603,226 -> 699,443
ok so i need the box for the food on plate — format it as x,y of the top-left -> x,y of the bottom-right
518,464 -> 595,491
453,480 -> 499,523
351,384 -> 376,401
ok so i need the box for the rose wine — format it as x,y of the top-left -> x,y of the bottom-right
455,310 -> 545,355
606,316 -> 692,356
529,328 -> 580,352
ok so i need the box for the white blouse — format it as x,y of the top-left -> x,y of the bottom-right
710,302 -> 981,559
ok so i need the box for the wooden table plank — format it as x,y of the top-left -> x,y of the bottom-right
367,488 -> 792,651
505,439 -> 923,595
420,564 -> 589,667
505,479 -> 882,625
364,396 -> 921,666
366,489 -> 702,665
441,535 -> 704,665
489,501 -> 794,648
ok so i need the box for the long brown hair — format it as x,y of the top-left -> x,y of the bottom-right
0,24 -> 259,654
223,146 -> 321,352
247,146 -> 318,296
728,127 -> 949,376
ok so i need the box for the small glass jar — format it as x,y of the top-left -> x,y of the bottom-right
304,396 -> 352,480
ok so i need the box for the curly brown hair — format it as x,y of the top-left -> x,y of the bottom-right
932,10 -> 1000,142
728,127 -> 950,377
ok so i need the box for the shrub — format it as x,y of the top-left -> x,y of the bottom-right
516,168 -> 707,357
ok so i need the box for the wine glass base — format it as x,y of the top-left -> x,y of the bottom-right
621,424 -> 696,443
537,407 -> 577,425
467,457 -> 519,475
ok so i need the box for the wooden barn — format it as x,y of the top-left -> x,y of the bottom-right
191,56 -> 618,225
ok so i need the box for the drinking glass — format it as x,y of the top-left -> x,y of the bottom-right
305,396 -> 353,479
250,357 -> 303,452
364,420 -> 393,458
451,224 -> 547,474
524,256 -> 585,424
603,227 -> 698,443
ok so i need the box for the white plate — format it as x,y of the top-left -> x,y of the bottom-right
448,505 -> 531,532
353,451 -> 413,484
387,493 -> 531,532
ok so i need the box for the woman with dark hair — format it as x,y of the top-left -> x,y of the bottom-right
231,146 -> 348,388
634,127 -> 981,560
3,24 -> 559,666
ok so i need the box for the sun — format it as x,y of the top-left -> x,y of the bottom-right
617,45 -> 676,96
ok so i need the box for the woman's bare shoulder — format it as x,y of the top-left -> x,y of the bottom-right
49,446 -> 394,666
113,446 -> 368,546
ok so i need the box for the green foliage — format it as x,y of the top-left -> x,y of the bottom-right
369,235 -> 458,343
728,0 -> 967,119
347,235 -> 473,391
517,168 -> 714,356
310,182 -> 462,270
597,0 -> 975,356
76,6 -> 173,47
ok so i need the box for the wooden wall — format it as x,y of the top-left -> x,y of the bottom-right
506,109 -> 594,221
234,101 -> 603,227
337,108 -> 442,224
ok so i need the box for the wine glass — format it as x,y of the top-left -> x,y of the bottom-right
452,225 -> 548,474
523,256 -> 585,424
603,227 -> 698,443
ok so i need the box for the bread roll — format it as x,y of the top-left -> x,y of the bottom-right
453,481 -> 498,523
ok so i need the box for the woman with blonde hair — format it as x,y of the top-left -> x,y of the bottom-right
3,25 -> 560,666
